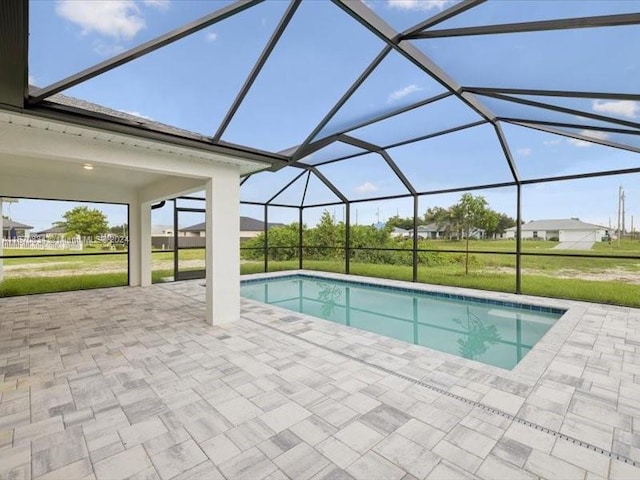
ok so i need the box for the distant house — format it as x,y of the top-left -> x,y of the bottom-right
504,219 -> 611,242
151,225 -> 174,237
180,216 -> 285,241
390,227 -> 410,238
414,223 -> 484,240
35,225 -> 66,239
2,219 -> 33,239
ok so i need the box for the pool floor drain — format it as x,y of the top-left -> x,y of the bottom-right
246,315 -> 639,469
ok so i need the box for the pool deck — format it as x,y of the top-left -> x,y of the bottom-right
1,273 -> 639,479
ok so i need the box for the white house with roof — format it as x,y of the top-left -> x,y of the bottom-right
505,219 -> 612,242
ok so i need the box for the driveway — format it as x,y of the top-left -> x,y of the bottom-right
553,241 -> 595,250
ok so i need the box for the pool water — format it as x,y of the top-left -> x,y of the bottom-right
241,275 -> 564,370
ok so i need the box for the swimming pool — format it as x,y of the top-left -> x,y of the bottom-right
241,274 -> 565,370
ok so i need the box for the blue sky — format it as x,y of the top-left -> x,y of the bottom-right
17,0 -> 640,230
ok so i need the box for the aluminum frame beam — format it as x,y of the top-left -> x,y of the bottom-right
405,13 -> 640,39
332,0 -> 521,184
0,0 -> 28,108
29,0 -> 262,103
214,0 -> 301,141
479,92 -> 640,131
463,87 -> 640,102
402,0 -> 486,37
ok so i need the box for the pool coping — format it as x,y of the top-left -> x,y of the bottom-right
240,269 -> 590,387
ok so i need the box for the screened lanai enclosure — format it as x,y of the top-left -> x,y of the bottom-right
3,0 -> 640,305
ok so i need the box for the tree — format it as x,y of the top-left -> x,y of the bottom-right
452,193 -> 490,274
55,206 -> 108,239
385,215 -> 415,231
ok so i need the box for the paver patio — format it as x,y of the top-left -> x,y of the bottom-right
1,276 -> 639,479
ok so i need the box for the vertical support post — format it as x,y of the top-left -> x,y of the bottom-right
345,202 -> 351,275
516,184 -> 522,294
412,194 -> 419,283
173,199 -> 179,280
264,204 -> 268,273
0,199 -> 4,283
129,198 -> 152,286
298,207 -> 303,270
205,167 -> 240,325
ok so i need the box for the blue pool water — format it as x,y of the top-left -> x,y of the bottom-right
241,275 -> 565,370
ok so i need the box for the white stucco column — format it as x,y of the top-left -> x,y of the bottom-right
129,198 -> 152,287
0,199 -> 3,283
205,166 -> 240,325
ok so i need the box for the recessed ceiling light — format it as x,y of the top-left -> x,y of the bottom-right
83,163 -> 94,170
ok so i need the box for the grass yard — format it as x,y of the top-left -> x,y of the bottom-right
2,243 -> 639,306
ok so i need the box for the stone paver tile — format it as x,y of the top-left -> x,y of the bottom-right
524,449 -> 586,480
316,437 -> 360,469
426,460 -> 477,479
0,430 -> 13,450
218,447 -> 277,480
552,438 -> 610,477
0,443 -> 30,480
396,418 -> 445,450
150,439 -> 207,480
13,415 -> 64,446
346,451 -> 405,480
490,436 -> 531,468
142,428 -> 190,457
35,458 -> 93,480
309,464 -> 356,480
94,445 -> 153,480
503,422 -> 555,454
125,466 -> 161,480
200,433 -> 241,465
445,424 -> 497,459
258,429 -> 302,459
259,402 -> 311,434
342,392 -> 381,415
119,417 -> 168,448
226,418 -> 275,451
309,398 -> 359,428
358,404 -> 410,435
432,439 -> 482,474
373,432 -> 440,479
273,442 -> 331,480
290,415 -> 337,446
476,454 -> 537,480
609,458 -> 640,480
480,389 -> 525,416
183,413 -> 230,443
335,421 -> 384,454
406,403 -> 460,433
215,397 -> 263,426
560,413 -> 613,451
32,426 -> 89,477
170,461 -> 223,480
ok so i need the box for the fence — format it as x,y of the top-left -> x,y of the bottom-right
1,237 -> 83,250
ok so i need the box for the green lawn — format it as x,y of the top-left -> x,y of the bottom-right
2,244 -> 639,306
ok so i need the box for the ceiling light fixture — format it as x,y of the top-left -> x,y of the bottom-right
83,163 -> 94,170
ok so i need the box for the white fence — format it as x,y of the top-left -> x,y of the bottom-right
2,237 -> 83,251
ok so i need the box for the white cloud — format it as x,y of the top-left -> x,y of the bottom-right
516,147 -> 531,157
204,31 -> 218,42
55,0 -> 145,40
92,40 -> 126,57
388,84 -> 423,103
592,99 -> 639,119
28,74 -> 36,86
355,181 -> 378,194
387,0 -> 453,12
567,130 -> 610,148
543,139 -> 561,146
142,0 -> 170,10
